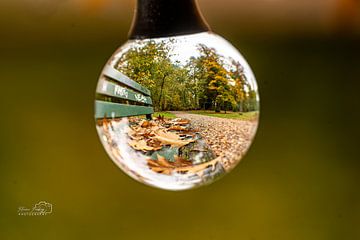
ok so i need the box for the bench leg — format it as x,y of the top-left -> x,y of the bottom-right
146,114 -> 152,120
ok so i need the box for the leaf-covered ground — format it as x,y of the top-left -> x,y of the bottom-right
126,116 -> 217,175
171,111 -> 259,170
98,111 -> 258,178
126,110 -> 258,174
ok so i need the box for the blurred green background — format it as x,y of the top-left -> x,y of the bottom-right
0,0 -> 359,239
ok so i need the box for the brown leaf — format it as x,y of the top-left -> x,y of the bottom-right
147,139 -> 163,151
174,155 -> 193,167
152,130 -> 195,148
177,159 -> 221,176
156,115 -> 165,122
147,154 -> 193,175
147,155 -> 222,177
168,126 -> 187,131
156,130 -> 179,140
171,118 -> 190,126
102,117 -> 111,131
140,120 -> 151,128
129,140 -> 155,152
157,154 -> 174,167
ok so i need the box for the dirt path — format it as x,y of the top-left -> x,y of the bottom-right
171,111 -> 258,169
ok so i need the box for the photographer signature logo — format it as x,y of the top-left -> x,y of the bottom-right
18,201 -> 52,216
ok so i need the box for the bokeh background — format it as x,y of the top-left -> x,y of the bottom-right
0,0 -> 359,239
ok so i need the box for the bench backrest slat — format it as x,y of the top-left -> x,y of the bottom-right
95,100 -> 154,119
102,66 -> 151,96
97,79 -> 153,105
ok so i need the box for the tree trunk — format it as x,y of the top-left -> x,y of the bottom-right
158,74 -> 167,110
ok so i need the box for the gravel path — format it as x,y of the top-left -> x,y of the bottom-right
171,112 -> 258,169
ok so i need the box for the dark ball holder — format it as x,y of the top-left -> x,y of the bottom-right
129,0 -> 211,39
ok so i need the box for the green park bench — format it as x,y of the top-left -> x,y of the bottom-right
95,65 -> 154,120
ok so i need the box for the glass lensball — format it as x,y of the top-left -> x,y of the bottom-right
95,32 -> 260,190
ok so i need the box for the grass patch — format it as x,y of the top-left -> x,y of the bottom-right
153,111 -> 177,119
187,110 -> 259,121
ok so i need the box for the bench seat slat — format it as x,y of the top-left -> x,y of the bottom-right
97,79 -> 153,105
95,100 -> 154,119
102,66 -> 151,96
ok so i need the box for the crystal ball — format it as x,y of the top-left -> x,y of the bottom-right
95,32 -> 260,190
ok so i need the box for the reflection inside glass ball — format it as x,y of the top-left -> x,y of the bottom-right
95,32 -> 260,190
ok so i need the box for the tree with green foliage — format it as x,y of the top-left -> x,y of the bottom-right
116,41 -> 181,111
115,40 -> 258,113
